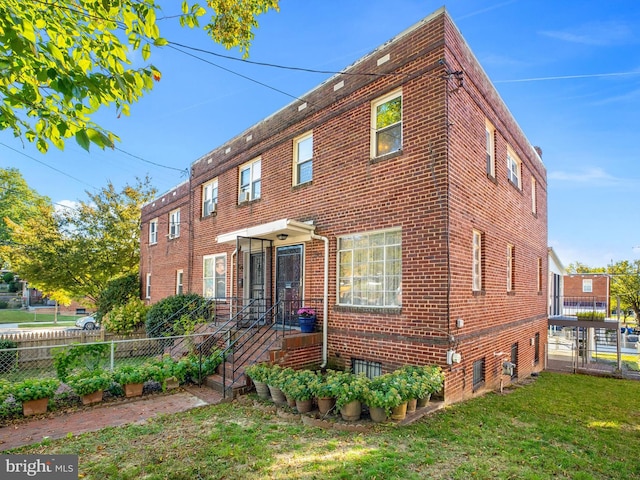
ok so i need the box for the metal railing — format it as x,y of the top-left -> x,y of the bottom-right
553,296 -> 609,317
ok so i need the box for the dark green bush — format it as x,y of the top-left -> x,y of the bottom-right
0,339 -> 18,373
95,273 -> 141,321
0,301 -> 8,309
145,293 -> 209,338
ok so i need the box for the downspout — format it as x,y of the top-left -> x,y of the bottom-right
311,233 -> 329,367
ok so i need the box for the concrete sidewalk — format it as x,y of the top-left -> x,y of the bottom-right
0,386 -> 223,452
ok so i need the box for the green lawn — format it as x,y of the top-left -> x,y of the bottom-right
0,309 -> 78,324
9,372 -> 640,479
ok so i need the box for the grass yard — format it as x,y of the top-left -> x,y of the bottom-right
0,309 -> 78,325
8,372 -> 640,479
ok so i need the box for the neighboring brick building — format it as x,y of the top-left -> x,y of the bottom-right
562,274 -> 610,316
140,7 -> 548,404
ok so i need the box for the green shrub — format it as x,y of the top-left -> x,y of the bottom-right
102,297 -> 148,334
95,273 -> 140,321
244,363 -> 272,383
12,378 -> 60,402
0,300 -> 8,309
66,369 -> 112,396
113,364 -> 150,385
145,293 -> 209,338
52,343 -> 110,382
0,338 -> 18,373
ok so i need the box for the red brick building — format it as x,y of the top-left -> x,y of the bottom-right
562,274 -> 610,316
140,7 -> 548,404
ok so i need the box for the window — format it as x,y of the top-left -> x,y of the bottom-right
169,209 -> 180,238
352,359 -> 382,379
372,89 -> 402,157
507,244 -> 515,292
485,119 -> 495,177
510,343 -> 518,379
202,179 -> 218,217
149,219 -> 158,245
582,279 -> 593,293
472,230 -> 483,292
534,332 -> 540,365
176,270 -> 183,295
531,176 -> 537,214
145,273 -> 151,299
507,147 -> 521,188
239,158 -> 261,203
472,358 -> 485,390
294,132 -> 313,185
338,229 -> 401,307
204,254 -> 226,299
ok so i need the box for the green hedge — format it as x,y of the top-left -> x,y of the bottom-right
576,311 -> 606,321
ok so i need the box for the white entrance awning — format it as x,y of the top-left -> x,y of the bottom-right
216,219 -> 316,244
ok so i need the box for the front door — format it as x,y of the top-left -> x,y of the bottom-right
276,245 -> 303,326
249,252 -> 265,322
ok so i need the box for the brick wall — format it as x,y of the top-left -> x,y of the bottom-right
140,8 -> 548,404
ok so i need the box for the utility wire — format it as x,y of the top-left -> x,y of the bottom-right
494,71 -> 640,83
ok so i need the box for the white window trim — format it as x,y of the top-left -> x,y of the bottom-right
583,279 -> 593,293
176,269 -> 184,295
293,131 -> 313,186
202,179 -> 218,217
507,146 -> 521,189
371,88 -> 402,158
169,209 -> 180,238
472,230 -> 482,292
145,273 -> 151,299
203,254 -> 227,299
149,218 -> 158,245
239,158 -> 261,203
485,119 -> 496,178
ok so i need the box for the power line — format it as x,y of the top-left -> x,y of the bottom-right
494,71 -> 640,84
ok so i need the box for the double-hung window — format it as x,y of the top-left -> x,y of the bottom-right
507,147 -> 521,188
145,273 -> 151,299
531,176 -> 537,214
294,132 -> 313,185
582,279 -> 592,293
203,254 -> 226,299
176,270 -> 183,295
239,158 -> 261,203
485,120 -> 496,178
372,90 -> 402,157
202,179 -> 218,217
149,219 -> 158,245
338,229 -> 401,307
169,209 -> 180,238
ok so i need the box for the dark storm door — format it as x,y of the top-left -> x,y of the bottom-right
249,252 -> 265,320
276,245 -> 303,326
510,343 -> 518,380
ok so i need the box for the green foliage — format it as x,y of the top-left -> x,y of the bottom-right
328,371 -> 370,409
95,273 -> 141,322
566,262 -> 606,274
145,293 -> 209,338
307,369 -> 339,399
281,369 -> 317,401
52,343 -> 109,382
609,259 -> 640,319
12,377 -> 60,402
244,362 -> 272,383
0,338 -> 17,373
113,365 -> 150,386
0,1 -> 278,152
0,301 -> 8,309
397,364 -> 445,398
576,311 -> 606,321
6,179 -> 156,304
363,373 -> 404,415
1,272 -> 14,283
102,297 -> 148,335
66,369 -> 112,396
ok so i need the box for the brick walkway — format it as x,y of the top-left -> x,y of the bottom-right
0,386 -> 224,452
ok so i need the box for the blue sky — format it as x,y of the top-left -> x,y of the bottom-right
2,0 -> 640,269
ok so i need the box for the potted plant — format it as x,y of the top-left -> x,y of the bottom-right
265,364 -> 287,404
309,370 -> 338,414
276,367 -> 298,407
12,377 -> 60,416
363,373 -> 404,422
285,369 -> 317,413
297,307 -> 316,333
113,364 -> 150,397
244,363 -> 272,399
66,369 -> 112,405
329,371 -> 370,421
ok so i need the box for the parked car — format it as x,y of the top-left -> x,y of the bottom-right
75,314 -> 98,330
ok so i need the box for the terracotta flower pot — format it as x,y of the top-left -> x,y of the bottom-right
268,385 -> 287,404
81,390 -> 104,405
340,400 -> 362,421
417,394 -> 431,408
295,398 -> 313,413
286,394 -> 297,407
406,398 -> 417,413
22,397 -> 49,416
391,401 -> 408,421
317,396 -> 336,415
369,406 -> 388,423
253,380 -> 271,400
124,383 -> 144,398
